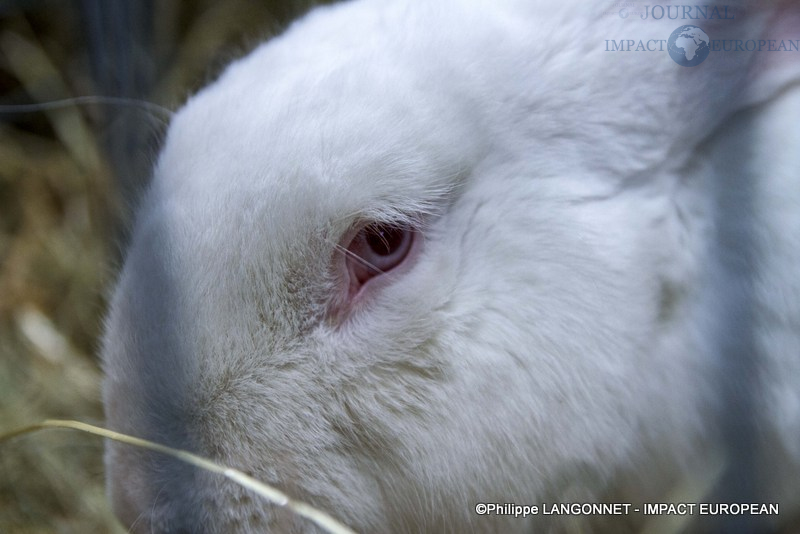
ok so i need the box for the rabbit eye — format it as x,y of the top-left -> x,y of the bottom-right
365,224 -> 409,258
346,223 -> 415,286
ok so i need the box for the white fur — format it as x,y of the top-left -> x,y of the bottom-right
102,1 -> 800,532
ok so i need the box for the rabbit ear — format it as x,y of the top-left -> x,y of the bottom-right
742,1 -> 800,107
663,2 -> 800,160
520,0 -> 800,179
660,1 -> 800,117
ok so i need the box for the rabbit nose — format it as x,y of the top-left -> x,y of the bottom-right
113,492 -> 208,534
108,444 -> 209,534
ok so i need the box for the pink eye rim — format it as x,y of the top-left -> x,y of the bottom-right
326,219 -> 423,320
346,222 -> 415,285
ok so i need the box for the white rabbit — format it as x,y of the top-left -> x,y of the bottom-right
102,0 -> 800,532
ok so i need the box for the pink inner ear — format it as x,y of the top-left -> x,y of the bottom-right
745,2 -> 800,103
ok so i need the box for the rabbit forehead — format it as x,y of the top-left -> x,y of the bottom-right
154,12 -> 487,239
145,71 -> 477,337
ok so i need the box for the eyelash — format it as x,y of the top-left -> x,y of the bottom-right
345,223 -> 416,285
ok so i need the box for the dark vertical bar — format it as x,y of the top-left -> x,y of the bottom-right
79,0 -> 158,221
709,148 -> 763,533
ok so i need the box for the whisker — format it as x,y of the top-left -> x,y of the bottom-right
328,239 -> 386,275
0,95 -> 174,122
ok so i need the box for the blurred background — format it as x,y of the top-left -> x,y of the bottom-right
0,1 -> 327,531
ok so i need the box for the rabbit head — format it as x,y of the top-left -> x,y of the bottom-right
102,1 -> 800,532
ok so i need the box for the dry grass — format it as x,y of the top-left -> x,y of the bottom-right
2,420 -> 356,534
0,2 -> 326,532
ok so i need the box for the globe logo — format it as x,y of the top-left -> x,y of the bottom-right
668,25 -> 710,66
